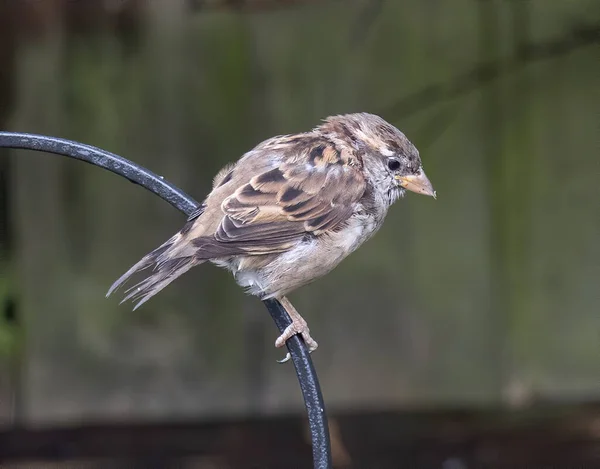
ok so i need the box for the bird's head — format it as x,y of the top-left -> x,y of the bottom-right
320,112 -> 436,204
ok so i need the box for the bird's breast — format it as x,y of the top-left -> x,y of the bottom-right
329,210 -> 381,256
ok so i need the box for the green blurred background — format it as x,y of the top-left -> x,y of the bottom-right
0,0 -> 598,448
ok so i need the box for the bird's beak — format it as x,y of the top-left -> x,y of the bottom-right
396,170 -> 436,199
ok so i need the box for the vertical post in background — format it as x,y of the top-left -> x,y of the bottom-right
503,0 -> 535,404
11,0 -> 67,426
0,0 -> 20,427
477,0 -> 509,399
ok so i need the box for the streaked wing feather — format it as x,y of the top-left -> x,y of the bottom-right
216,142 -> 366,252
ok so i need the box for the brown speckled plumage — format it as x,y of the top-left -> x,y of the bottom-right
107,112 -> 435,357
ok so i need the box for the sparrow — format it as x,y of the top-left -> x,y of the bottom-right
107,113 -> 435,359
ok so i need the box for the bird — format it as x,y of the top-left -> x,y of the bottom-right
106,112 -> 435,360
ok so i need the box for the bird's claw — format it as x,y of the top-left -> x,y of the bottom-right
274,296 -> 318,364
275,331 -> 318,364
276,344 -> 317,364
277,353 -> 292,364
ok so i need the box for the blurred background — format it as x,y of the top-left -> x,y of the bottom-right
0,0 -> 599,467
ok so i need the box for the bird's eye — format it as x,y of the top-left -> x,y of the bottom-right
387,158 -> 401,171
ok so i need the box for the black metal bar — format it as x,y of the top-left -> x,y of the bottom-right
0,132 -> 199,215
0,131 -> 332,469
263,298 -> 331,468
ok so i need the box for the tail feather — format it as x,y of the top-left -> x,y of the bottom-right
106,234 -> 203,309
121,256 -> 199,310
106,237 -> 174,297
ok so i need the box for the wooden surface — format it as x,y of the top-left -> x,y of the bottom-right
2,404 -> 600,468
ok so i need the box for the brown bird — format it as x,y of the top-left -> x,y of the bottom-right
107,113 -> 435,359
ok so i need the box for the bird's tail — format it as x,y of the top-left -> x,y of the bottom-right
106,231 -> 203,310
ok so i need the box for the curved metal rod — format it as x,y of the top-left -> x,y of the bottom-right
0,131 -> 332,469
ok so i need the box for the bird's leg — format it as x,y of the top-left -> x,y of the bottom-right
274,296 -> 318,363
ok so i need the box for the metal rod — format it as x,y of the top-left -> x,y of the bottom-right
0,131 -> 332,469
263,298 -> 331,468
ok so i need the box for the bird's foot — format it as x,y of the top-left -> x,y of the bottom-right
275,296 -> 318,364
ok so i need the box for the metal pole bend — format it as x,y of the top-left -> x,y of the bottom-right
0,131 -> 332,469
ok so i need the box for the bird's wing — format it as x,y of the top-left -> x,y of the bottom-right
205,139 -> 367,256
